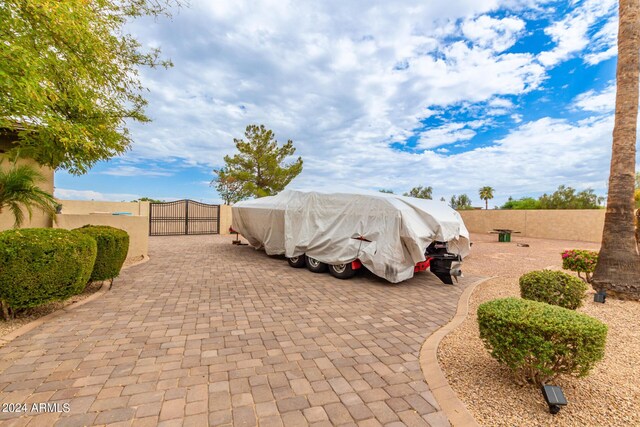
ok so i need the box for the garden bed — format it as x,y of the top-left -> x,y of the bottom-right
439,234 -> 639,426
0,280 -> 104,340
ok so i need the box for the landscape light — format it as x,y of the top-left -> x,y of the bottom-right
594,291 -> 606,304
541,384 -> 567,414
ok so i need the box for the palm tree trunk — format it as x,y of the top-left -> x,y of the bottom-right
485,199 -> 488,210
592,0 -> 640,300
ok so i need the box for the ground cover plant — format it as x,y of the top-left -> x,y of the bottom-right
0,228 -> 97,319
477,297 -> 607,386
520,269 -> 588,309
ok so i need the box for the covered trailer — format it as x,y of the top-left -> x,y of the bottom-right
231,189 -> 470,284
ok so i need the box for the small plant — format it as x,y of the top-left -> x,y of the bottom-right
520,270 -> 587,310
74,225 -> 129,287
478,297 -> 607,385
561,249 -> 598,283
0,228 -> 97,320
0,161 -> 57,227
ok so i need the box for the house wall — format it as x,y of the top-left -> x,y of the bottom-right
458,209 -> 606,242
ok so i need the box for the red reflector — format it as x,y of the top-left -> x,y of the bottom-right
351,260 -> 363,270
414,258 -> 431,273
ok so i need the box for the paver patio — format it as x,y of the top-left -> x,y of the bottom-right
0,235 -> 480,426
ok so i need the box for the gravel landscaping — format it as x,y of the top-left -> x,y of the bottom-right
440,233 -> 639,427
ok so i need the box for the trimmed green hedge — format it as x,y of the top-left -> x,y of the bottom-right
519,270 -> 587,309
74,225 -> 129,282
478,297 -> 607,385
0,228 -> 97,314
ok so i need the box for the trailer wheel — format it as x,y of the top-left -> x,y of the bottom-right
287,255 -> 306,268
305,256 -> 328,273
328,263 -> 355,279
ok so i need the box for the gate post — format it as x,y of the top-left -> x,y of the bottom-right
185,200 -> 189,235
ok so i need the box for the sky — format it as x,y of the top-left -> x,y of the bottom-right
54,0 -> 623,208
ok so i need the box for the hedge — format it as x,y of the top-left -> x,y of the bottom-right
0,228 -> 97,317
74,225 -> 129,282
478,297 -> 607,385
519,269 -> 587,309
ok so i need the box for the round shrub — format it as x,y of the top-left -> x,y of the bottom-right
561,249 -> 598,283
478,297 -> 607,385
74,225 -> 129,282
0,228 -> 97,314
519,269 -> 587,310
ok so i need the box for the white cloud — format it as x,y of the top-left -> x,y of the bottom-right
573,83 -> 616,113
417,123 -> 477,149
56,0 -> 617,206
462,15 -> 526,52
584,16 -> 618,65
100,166 -> 173,177
122,0 -> 547,172
55,188 -> 141,202
538,0 -> 617,67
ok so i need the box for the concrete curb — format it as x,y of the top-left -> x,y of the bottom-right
419,276 -> 494,427
0,255 -> 150,348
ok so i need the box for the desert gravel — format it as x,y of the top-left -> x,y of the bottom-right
439,233 -> 640,427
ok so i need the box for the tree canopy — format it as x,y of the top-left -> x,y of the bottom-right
501,185 -> 604,209
211,169 -> 250,205
0,0 -> 176,174
403,185 -> 432,199
478,186 -> 494,209
450,194 -> 472,210
214,125 -> 303,199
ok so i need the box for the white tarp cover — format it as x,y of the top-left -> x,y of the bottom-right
232,189 -> 471,283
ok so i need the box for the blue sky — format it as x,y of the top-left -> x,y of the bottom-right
55,0 -> 622,207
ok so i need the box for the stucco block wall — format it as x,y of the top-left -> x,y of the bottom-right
58,200 -> 150,216
220,204 -> 232,235
459,209 -> 606,242
0,156 -> 54,231
54,214 -> 148,262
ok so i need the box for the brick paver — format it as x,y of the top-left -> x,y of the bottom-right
0,235 -> 478,426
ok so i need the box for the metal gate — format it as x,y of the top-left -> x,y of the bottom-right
149,200 -> 220,236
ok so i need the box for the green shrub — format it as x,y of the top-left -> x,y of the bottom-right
0,228 -> 97,317
561,249 -> 598,283
74,225 -> 129,282
478,297 -> 607,385
519,269 -> 587,310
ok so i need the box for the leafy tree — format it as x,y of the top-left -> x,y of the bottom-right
478,186 -> 494,210
593,0 -> 640,299
0,161 -> 56,227
0,0 -> 177,175
131,197 -> 164,203
403,185 -> 432,199
450,194 -> 472,210
378,189 -> 394,194
211,169 -> 250,205
215,125 -> 303,198
501,197 -> 541,210
538,186 -> 604,209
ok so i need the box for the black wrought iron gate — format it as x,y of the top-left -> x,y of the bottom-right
149,200 -> 220,236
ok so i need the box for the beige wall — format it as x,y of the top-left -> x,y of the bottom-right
54,214 -> 149,262
0,156 -> 54,231
459,209 -> 606,242
58,200 -> 150,216
220,204 -> 232,235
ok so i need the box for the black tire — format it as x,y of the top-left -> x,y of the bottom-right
305,256 -> 328,273
287,255 -> 306,268
328,263 -> 356,279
